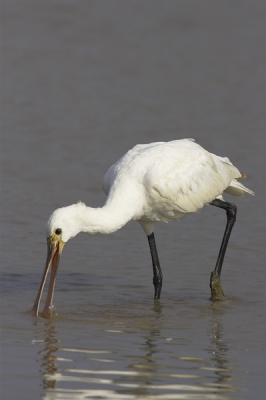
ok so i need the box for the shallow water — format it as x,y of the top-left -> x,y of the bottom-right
1,1 -> 266,399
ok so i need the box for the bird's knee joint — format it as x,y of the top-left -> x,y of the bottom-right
225,203 -> 237,222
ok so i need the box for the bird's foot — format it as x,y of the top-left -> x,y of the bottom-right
210,270 -> 226,301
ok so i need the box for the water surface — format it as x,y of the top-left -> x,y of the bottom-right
1,1 -> 265,399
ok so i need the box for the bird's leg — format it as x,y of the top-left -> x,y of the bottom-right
210,199 -> 237,300
147,233 -> 163,299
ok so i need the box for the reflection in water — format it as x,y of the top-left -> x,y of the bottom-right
206,304 -> 234,392
34,301 -> 240,399
35,321 -> 60,390
125,301 -> 163,396
141,300 -> 163,373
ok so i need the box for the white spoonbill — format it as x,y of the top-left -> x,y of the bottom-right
32,139 -> 254,318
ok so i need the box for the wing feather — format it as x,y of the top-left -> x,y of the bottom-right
145,146 -> 242,214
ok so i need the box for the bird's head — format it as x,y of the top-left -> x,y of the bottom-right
31,203 -> 86,318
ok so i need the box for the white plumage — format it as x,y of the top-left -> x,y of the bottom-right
49,139 -> 252,239
32,139 -> 254,318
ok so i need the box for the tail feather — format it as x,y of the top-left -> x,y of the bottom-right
225,178 -> 254,197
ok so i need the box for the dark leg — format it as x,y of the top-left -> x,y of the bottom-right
147,233 -> 163,299
210,199 -> 237,300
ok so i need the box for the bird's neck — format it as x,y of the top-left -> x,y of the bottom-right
79,193 -> 142,235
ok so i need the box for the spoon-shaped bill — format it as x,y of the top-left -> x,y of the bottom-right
31,238 -> 64,318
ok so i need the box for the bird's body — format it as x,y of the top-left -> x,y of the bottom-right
49,139 -> 252,239
32,139 -> 254,318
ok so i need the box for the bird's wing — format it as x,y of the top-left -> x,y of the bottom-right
144,146 -> 241,214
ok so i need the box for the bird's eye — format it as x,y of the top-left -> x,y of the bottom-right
55,228 -> 62,235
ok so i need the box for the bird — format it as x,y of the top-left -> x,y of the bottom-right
31,139 -> 254,318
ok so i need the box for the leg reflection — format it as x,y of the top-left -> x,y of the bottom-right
124,300 -> 164,396
208,306 -> 231,386
37,322 -> 60,390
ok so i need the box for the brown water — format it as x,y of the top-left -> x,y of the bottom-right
1,1 -> 266,399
